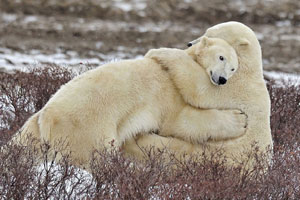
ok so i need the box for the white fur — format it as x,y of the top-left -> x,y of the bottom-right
124,22 -> 273,169
12,37 -> 246,168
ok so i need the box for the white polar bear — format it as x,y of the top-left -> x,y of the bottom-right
124,22 -> 273,168
12,36 -> 246,167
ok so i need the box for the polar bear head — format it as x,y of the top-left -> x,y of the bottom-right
189,21 -> 263,78
194,36 -> 239,86
204,21 -> 263,75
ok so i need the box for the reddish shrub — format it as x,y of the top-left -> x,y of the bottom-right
0,65 -> 74,144
0,65 -> 299,199
267,79 -> 300,152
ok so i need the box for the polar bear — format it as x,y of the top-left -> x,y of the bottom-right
12,36 -> 246,167
124,22 -> 273,168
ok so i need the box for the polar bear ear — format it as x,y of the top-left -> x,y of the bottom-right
201,36 -> 212,47
236,38 -> 250,46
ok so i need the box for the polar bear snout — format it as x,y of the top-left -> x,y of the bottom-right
210,71 -> 227,85
218,77 -> 227,85
212,76 -> 227,85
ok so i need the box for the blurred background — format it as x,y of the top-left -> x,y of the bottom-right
0,0 -> 299,74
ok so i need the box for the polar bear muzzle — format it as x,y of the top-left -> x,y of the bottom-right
210,70 -> 227,85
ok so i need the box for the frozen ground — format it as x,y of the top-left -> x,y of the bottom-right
0,0 -> 299,74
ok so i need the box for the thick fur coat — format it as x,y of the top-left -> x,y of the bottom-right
124,22 -> 273,168
13,37 -> 246,167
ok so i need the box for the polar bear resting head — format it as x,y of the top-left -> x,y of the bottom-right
194,36 -> 238,85
148,36 -> 239,86
196,21 -> 263,76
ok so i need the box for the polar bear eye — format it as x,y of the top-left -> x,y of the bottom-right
219,56 -> 224,61
231,68 -> 235,71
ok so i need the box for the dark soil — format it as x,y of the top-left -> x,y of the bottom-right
0,0 -> 299,73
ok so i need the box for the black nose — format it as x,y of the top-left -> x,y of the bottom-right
218,77 -> 227,85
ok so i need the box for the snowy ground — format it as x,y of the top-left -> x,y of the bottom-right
0,0 -> 299,74
264,71 -> 300,86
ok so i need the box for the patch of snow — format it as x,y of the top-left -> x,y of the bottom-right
0,47 -> 102,71
78,18 -> 85,23
36,163 -> 95,199
137,23 -> 165,33
114,2 -> 133,12
135,2 -> 147,10
1,13 -> 17,23
54,24 -> 63,31
275,20 -> 291,27
66,50 -> 78,57
255,32 -> 264,40
190,27 -> 203,35
280,34 -> 300,42
0,46 -> 144,72
113,1 -> 146,12
135,55 -> 144,59
264,71 -> 300,86
262,59 -> 270,65
95,41 -> 103,49
278,12 -> 287,18
117,46 -> 126,51
23,15 -> 38,24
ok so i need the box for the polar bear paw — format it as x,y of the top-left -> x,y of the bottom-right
206,109 -> 247,142
219,109 -> 248,139
145,48 -> 189,67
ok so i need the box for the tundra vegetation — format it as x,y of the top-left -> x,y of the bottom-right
0,65 -> 299,199
0,0 -> 299,198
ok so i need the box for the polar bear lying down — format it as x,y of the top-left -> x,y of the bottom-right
124,22 -> 273,168
12,30 -> 246,167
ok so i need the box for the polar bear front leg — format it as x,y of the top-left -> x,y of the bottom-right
146,48 -> 212,108
162,106 -> 247,144
145,48 -> 191,70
